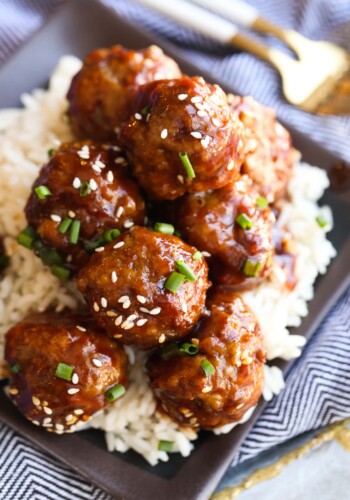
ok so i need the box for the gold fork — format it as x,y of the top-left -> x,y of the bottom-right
138,0 -> 350,115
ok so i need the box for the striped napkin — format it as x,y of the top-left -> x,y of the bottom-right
0,1 -> 349,498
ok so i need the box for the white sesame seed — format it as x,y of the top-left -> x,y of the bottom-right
89,179 -> 98,191
114,126 -> 120,134
76,325 -> 86,332
50,214 -> 61,222
115,157 -> 126,164
177,175 -> 184,184
201,138 -> 209,148
136,318 -> 148,326
93,302 -> 100,312
67,388 -> 80,395
137,295 -> 147,304
92,164 -> 102,173
65,414 -> 74,422
124,221 -> 134,229
114,334 -> 123,339
66,255 -> 72,262
127,314 -> 138,322
150,307 -> 161,315
139,307 -> 151,314
32,396 -> 40,406
101,297 -> 108,308
68,212 -> 75,220
106,310 -> 117,317
74,409 -> 84,415
109,145 -> 121,152
9,388 -> 18,395
182,304 -> 188,313
123,300 -> 131,309
202,386 -> 212,393
107,170 -> 114,183
43,407 -> 53,415
202,251 -> 211,257
178,93 -> 188,100
191,96 -> 202,103
55,423 -> 64,431
160,128 -> 168,139
115,315 -> 123,326
226,160 -> 235,171
113,241 -> 125,249
73,177 -> 81,189
197,110 -> 207,117
212,118 -> 222,127
77,146 -> 90,159
118,295 -> 129,303
134,113 -> 142,120
116,206 -> 124,218
158,334 -> 166,343
95,246 -> 105,252
111,271 -> 118,283
43,417 -> 52,424
191,131 -> 202,139
92,358 -> 103,368
123,322 -> 134,330
72,373 -> 79,385
32,420 -> 40,426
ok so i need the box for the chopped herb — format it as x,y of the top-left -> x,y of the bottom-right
192,251 -> 202,261
58,217 -> 73,234
84,237 -> 105,253
236,213 -> 253,230
256,196 -> 269,209
158,440 -> 174,452
35,185 -> 51,200
103,229 -> 121,243
179,152 -> 196,179
140,105 -> 151,116
316,214 -> 328,228
242,259 -> 262,278
10,363 -> 21,374
69,220 -> 81,244
34,240 -> 64,266
160,342 -> 180,360
201,359 -> 215,377
47,148 -> 55,158
0,255 -> 10,268
51,264 -> 70,282
55,362 -> 74,381
154,222 -> 175,235
105,383 -> 126,403
179,343 -> 198,356
175,260 -> 197,282
17,226 -> 37,250
80,181 -> 91,197
164,271 -> 185,293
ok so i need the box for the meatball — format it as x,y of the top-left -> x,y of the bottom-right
67,45 -> 182,141
5,311 -> 128,433
229,95 -> 297,202
77,226 -> 210,350
25,140 -> 145,273
178,176 -> 275,289
147,287 -> 266,429
119,76 -> 243,200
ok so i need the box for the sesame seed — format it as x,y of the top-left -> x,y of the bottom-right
95,246 -> 105,252
191,96 -> 202,103
236,403 -> 244,409
115,316 -> 123,326
160,129 -> 168,139
177,175 -> 184,184
191,338 -> 199,345
182,304 -> 188,313
122,300 -> 131,309
32,420 -> 40,426
118,295 -> 129,303
93,159 -> 105,170
65,414 -> 73,422
114,126 -> 120,134
107,170 -> 114,182
66,255 -> 72,262
139,307 -> 150,314
201,139 -> 209,149
50,214 -> 61,222
72,373 -> 79,385
67,388 -> 79,395
73,177 -> 81,188
89,179 -> 98,191
76,325 -> 86,332
158,334 -> 166,343
92,164 -> 102,173
121,321 -> 134,330
9,388 -> 18,395
43,417 -> 52,424
191,131 -> 202,139
197,110 -> 207,117
116,206 -> 124,218
101,297 -> 108,308
150,307 -> 161,315
180,407 -> 190,414
106,310 -> 117,317
114,334 -> 123,338
226,160 -> 235,171
93,302 -> 100,312
113,241 -> 125,249
124,221 -> 134,229
115,157 -> 126,164
74,409 -> 84,415
32,396 -> 40,406
212,118 -> 222,127
68,210 -> 76,218
55,429 -> 64,435
41,401 -> 48,407
92,358 -> 103,368
202,251 -> 211,257
43,407 -> 53,415
136,318 -> 148,326
55,423 -> 64,431
202,386 -> 212,393
184,412 -> 193,418
190,417 -> 197,424
178,93 -> 188,100
137,295 -> 146,304
77,146 -> 90,159
134,113 -> 142,120
127,314 -> 138,322
111,271 -> 118,283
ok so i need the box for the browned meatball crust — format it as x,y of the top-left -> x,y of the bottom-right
5,311 -> 128,433
178,176 -> 275,289
119,77 -> 243,200
25,140 -> 145,273
229,95 -> 297,202
67,45 -> 182,141
77,226 -> 210,350
147,287 -> 266,429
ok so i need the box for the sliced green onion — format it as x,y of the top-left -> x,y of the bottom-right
179,343 -> 198,356
141,105 -> 152,116
34,240 -> 64,266
47,148 -> 55,158
103,228 -> 121,243
160,342 -> 179,360
51,264 -> 70,282
164,271 -> 185,293
201,359 -> 215,377
316,214 -> 328,228
0,255 -> 10,268
35,185 -> 51,200
192,251 -> 202,262
179,152 -> 196,179
84,237 -> 105,253
58,217 -> 73,234
242,259 -> 262,278
154,222 -> 175,235
69,220 -> 81,244
174,229 -> 182,238
256,196 -> 269,209
158,440 -> 174,452
105,383 -> 126,403
236,213 -> 253,230
17,226 -> 37,250
175,260 -> 197,282
10,363 -> 21,374
80,181 -> 91,198
55,362 -> 74,381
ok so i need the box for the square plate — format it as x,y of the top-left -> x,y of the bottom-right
0,1 -> 349,498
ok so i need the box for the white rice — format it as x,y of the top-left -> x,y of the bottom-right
0,57 -> 336,464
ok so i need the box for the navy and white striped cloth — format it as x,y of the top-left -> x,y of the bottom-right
0,1 -> 349,498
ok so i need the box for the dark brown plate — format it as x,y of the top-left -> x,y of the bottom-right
0,1 -> 349,498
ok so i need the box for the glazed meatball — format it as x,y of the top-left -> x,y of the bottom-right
67,45 -> 182,141
5,311 -> 128,433
25,140 -> 145,273
229,95 -> 297,202
119,76 -> 243,200
77,226 -> 210,350
147,287 -> 266,429
178,176 -> 275,289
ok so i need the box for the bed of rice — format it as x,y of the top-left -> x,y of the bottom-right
0,56 -> 336,465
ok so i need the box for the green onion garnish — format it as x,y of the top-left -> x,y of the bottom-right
164,271 -> 185,293
236,213 -> 253,230
80,181 -> 91,198
316,214 -> 328,228
256,197 -> 269,209
17,226 -> 37,249
34,240 -> 64,266
55,362 -> 74,381
10,363 -> 21,374
160,342 -> 179,360
105,383 -> 126,403
179,343 -> 198,356
179,152 -> 196,179
175,260 -> 197,282
51,264 -> 70,282
192,251 -> 202,261
47,148 -> 55,158
174,229 -> 182,238
154,222 -> 175,235
158,440 -> 174,452
0,255 -> 10,268
103,228 -> 121,243
141,105 -> 152,116
34,185 -> 51,200
69,220 -> 81,244
242,259 -> 262,278
201,359 -> 215,377
59,217 -> 73,234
